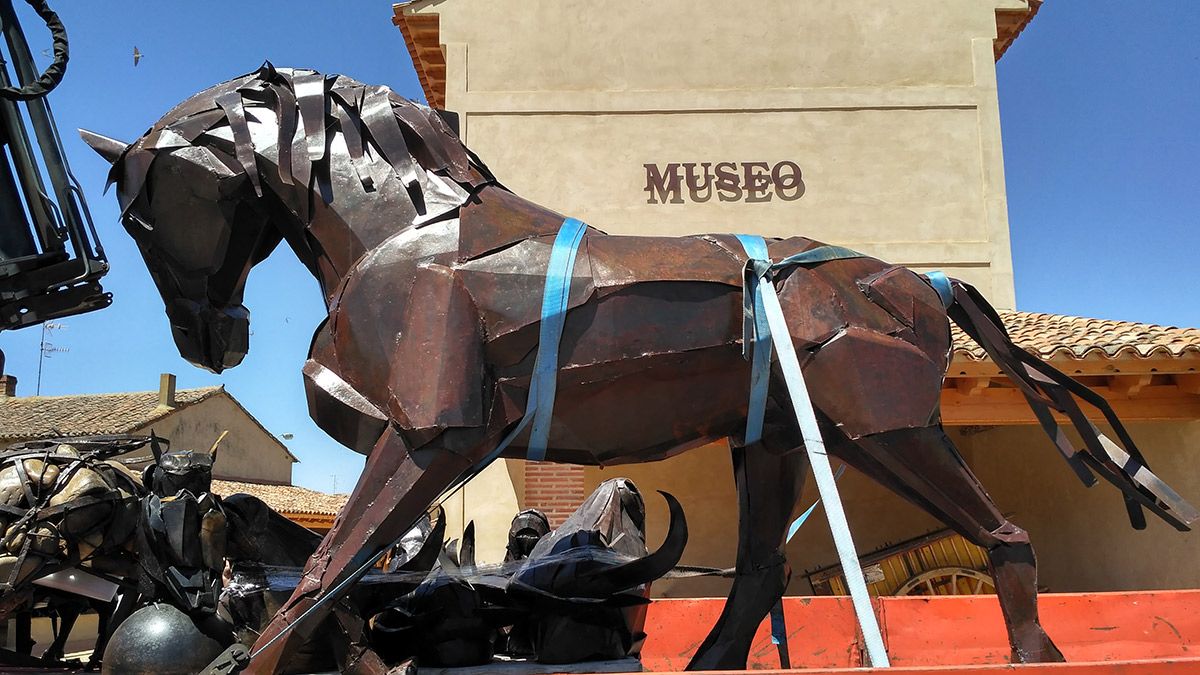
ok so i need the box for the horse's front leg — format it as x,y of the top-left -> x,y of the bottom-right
688,421 -> 808,670
245,429 -> 468,673
248,263 -> 493,674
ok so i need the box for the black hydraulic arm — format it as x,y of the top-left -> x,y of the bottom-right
0,0 -> 110,332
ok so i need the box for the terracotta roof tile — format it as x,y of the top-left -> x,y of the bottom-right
0,387 -> 224,442
212,479 -> 348,516
953,310 -> 1200,361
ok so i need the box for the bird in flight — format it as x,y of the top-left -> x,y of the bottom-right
132,46 -> 142,67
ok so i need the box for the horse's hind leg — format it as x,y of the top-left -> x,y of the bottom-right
849,425 -> 1065,664
687,427 -> 807,670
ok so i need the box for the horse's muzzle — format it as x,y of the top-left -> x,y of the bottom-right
166,299 -> 249,373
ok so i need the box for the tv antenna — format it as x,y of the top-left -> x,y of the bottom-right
36,321 -> 68,395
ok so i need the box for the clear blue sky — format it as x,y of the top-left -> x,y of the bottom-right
1,2 -> 1196,493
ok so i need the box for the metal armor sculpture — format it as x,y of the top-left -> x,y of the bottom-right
0,436 -> 144,666
0,433 -> 353,671
80,64 -> 1197,673
133,440 -> 234,644
504,508 -> 550,563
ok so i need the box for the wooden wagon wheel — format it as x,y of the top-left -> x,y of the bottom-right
895,566 -> 995,596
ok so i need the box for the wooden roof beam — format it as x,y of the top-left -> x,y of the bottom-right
1176,373 -> 1200,395
949,353 -> 1200,379
942,383 -> 1200,426
1109,374 -> 1154,398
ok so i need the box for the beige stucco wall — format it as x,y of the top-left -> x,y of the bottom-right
408,0 -> 1019,305
129,394 -> 295,485
960,421 -> 1200,593
441,458 -> 525,562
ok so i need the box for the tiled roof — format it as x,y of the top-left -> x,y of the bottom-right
953,310 -> 1200,361
0,387 -> 224,442
212,479 -> 348,516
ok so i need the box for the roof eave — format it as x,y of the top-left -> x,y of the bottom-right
994,0 -> 1042,61
392,3 -> 446,109
950,351 -> 1200,379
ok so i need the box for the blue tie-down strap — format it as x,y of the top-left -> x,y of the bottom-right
734,241 -> 866,446
734,234 -> 891,668
470,217 -> 589,469
525,217 -> 589,460
769,599 -> 788,647
734,234 -> 773,446
770,244 -> 865,271
786,463 -> 848,543
923,270 -> 954,310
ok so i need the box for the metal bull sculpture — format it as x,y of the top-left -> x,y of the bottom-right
79,64 -> 1197,673
367,478 -> 685,668
508,478 -> 687,664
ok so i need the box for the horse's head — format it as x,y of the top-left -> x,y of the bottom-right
81,65 -> 494,373
79,79 -> 289,372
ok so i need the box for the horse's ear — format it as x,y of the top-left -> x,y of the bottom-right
78,129 -> 129,164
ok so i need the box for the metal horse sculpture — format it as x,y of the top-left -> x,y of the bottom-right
80,65 -> 1196,673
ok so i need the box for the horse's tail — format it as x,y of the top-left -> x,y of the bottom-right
944,278 -> 1198,532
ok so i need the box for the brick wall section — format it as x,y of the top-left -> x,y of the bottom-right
524,461 -> 586,527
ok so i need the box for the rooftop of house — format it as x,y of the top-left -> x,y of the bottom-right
212,478 -> 348,518
952,310 -> 1200,362
0,384 -> 224,442
0,376 -> 298,464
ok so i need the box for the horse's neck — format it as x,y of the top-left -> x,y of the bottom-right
276,182 -> 563,306
273,185 -> 418,305
457,185 -> 577,258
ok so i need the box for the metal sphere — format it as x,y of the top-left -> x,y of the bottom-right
101,603 -> 224,675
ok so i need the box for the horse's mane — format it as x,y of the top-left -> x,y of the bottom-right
108,63 -> 494,220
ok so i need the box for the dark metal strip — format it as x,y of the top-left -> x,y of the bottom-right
331,96 -> 373,191
358,85 -> 419,189
215,91 -> 262,197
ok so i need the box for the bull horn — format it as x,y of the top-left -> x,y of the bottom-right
459,520 -> 476,568
578,490 -> 688,594
79,129 -> 130,164
396,506 -> 446,573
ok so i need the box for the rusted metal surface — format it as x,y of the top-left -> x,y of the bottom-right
80,65 -> 1198,673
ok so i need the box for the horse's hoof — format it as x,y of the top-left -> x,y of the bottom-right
1010,628 -> 1066,664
